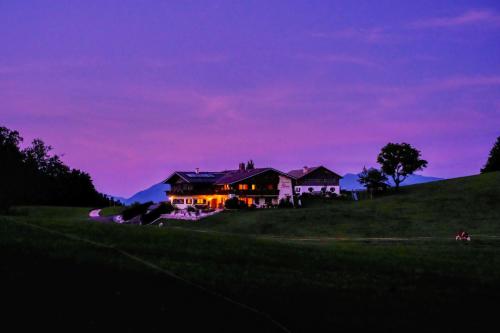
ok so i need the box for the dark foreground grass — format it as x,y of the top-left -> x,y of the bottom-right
165,172 -> 500,237
2,205 -> 500,332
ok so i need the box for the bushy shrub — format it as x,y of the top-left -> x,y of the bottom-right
122,201 -> 153,221
141,202 -> 175,225
278,197 -> 293,208
224,197 -> 247,209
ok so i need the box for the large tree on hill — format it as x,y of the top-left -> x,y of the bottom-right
377,142 -> 428,189
481,136 -> 500,173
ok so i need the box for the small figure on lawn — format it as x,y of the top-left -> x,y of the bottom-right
455,230 -> 471,241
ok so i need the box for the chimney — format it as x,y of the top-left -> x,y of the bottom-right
239,162 -> 246,172
195,167 -> 200,174
303,166 -> 309,174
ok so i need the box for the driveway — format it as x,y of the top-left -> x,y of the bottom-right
88,209 -> 116,223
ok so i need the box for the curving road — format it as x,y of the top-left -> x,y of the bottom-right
88,209 -> 116,223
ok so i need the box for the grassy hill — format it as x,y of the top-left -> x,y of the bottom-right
166,172 -> 500,237
1,173 -> 500,331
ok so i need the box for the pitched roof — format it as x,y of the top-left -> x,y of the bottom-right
164,167 -> 295,185
287,166 -> 320,179
287,166 -> 342,179
163,171 -> 227,184
215,168 -> 292,185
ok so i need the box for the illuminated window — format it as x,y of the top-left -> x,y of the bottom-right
186,198 -> 193,204
223,184 -> 230,190
251,184 -> 256,190
238,184 -> 249,190
196,198 -> 206,204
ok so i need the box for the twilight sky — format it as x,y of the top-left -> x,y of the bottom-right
1,0 -> 500,197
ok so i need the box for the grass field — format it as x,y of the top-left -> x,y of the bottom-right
1,173 -> 500,331
99,205 -> 126,216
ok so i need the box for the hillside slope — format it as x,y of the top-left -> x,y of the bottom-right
2,205 -> 500,331
168,172 -> 500,237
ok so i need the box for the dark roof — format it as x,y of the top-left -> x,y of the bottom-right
215,168 -> 292,185
287,166 -> 320,179
164,167 -> 294,185
287,166 -> 342,179
163,171 -> 227,184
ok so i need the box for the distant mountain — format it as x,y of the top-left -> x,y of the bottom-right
111,182 -> 170,205
340,173 -> 443,191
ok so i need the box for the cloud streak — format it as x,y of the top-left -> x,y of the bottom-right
410,9 -> 500,28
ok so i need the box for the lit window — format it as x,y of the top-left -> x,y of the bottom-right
238,184 -> 249,190
196,198 -> 206,204
186,199 -> 193,204
251,184 -> 256,190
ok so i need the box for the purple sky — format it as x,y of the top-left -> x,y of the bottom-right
1,0 -> 500,197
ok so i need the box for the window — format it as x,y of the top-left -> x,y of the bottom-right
172,199 -> 185,204
295,187 -> 301,192
238,184 -> 249,190
267,184 -> 274,190
186,198 -> 193,204
251,184 -> 256,190
223,184 -> 230,190
330,187 -> 335,192
196,198 -> 206,204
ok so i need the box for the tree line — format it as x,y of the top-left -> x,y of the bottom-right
0,125 -> 119,212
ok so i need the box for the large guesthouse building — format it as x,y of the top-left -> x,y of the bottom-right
164,163 -> 294,209
164,163 -> 342,209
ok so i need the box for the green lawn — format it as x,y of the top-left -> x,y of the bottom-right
2,173 -> 500,331
165,171 -> 500,237
99,205 -> 126,216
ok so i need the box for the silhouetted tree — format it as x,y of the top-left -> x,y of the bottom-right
0,125 -> 119,211
358,167 -> 389,199
377,142 -> 428,189
481,136 -> 500,173
0,127 -> 25,211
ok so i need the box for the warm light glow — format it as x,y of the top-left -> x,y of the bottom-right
170,194 -> 229,208
238,184 -> 249,190
251,184 -> 256,190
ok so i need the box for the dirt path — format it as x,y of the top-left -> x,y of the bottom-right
89,209 -> 101,218
166,227 -> 500,242
88,209 -> 116,223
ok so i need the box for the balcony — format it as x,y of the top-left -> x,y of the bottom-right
214,189 -> 279,196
